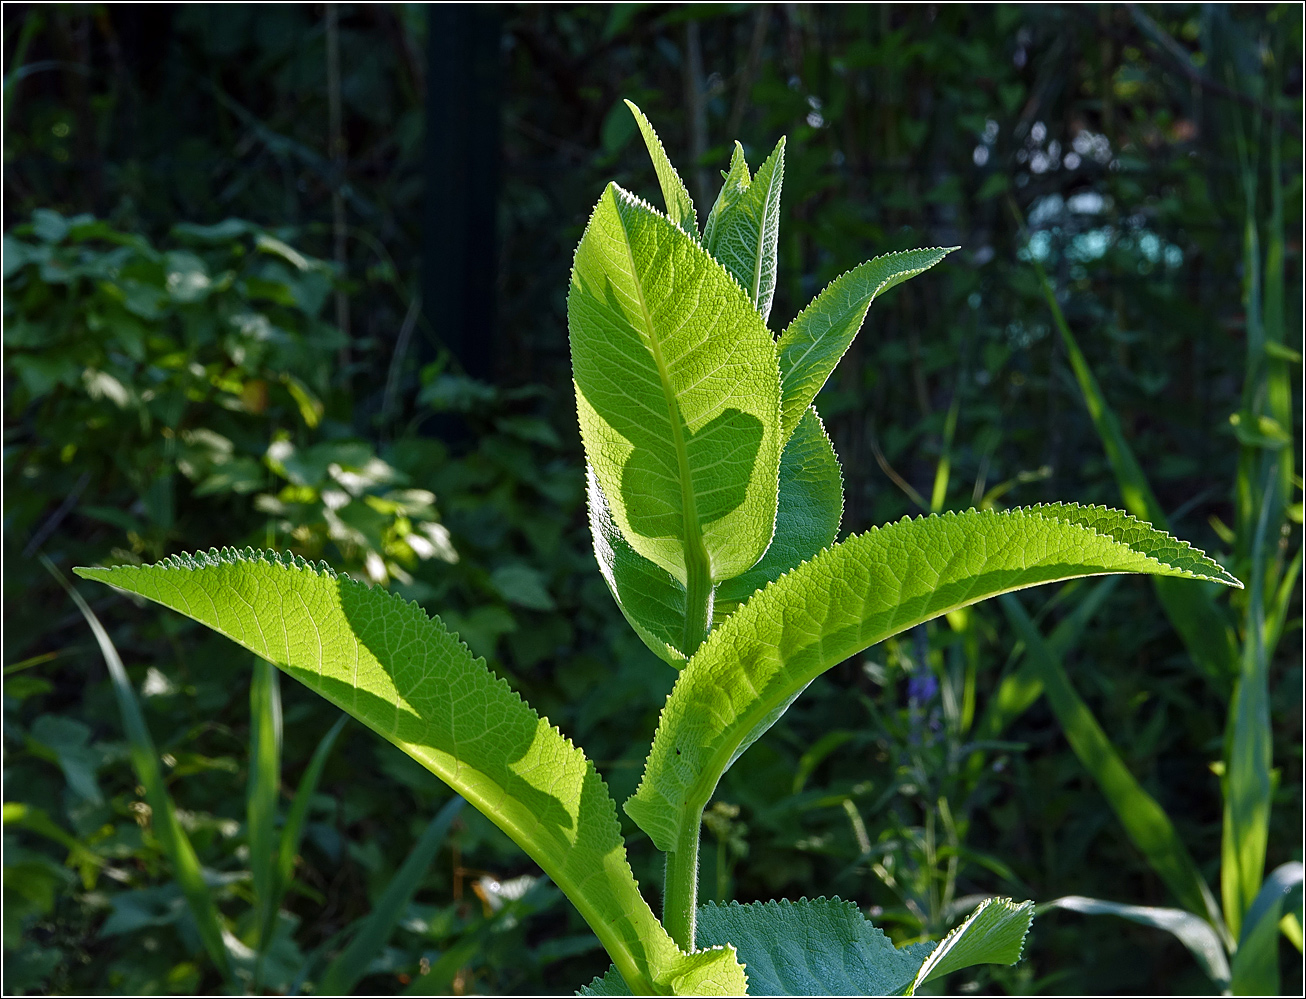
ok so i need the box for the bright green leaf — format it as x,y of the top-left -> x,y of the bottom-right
701,138 -> 785,324
626,505 -> 1240,853
73,549 -> 745,996
715,408 -> 842,609
568,183 -> 782,593
626,100 -> 699,240
777,248 -> 954,439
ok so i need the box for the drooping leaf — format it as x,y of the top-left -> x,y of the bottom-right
569,183 -> 782,593
715,408 -> 842,610
73,549 -> 745,997
626,100 -> 699,240
588,464 -> 687,667
701,138 -> 785,323
1043,896 -> 1231,993
625,505 -> 1241,853
1000,593 -> 1224,929
776,248 -> 954,440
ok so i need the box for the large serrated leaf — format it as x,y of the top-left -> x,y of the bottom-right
583,896 -> 1030,996
697,898 -> 927,996
715,407 -> 842,609
626,100 -> 699,240
701,138 -> 785,324
625,505 -> 1240,852
73,549 -> 744,997
776,248 -> 954,440
569,182 -> 782,592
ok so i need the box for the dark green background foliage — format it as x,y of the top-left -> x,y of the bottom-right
3,4 -> 1301,995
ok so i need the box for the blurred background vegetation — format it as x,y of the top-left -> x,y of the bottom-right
3,3 -> 1301,995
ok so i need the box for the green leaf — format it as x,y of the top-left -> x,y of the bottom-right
1043,895 -> 1231,992
317,796 -> 464,995
276,716 -> 346,903
906,897 -> 1034,993
1231,862 -> 1304,996
715,408 -> 843,609
588,465 -> 687,667
1222,471 -> 1279,941
247,659 -> 283,960
701,138 -> 785,324
626,100 -> 699,240
569,181 -> 782,652
776,248 -> 954,440
625,505 -> 1240,853
696,897 -> 928,996
73,549 -> 745,996
701,143 -> 751,255
1000,594 -> 1224,931
583,896 -> 1031,996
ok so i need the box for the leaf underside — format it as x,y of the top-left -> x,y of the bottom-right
569,182 -> 782,586
582,896 -> 1032,996
591,407 -> 843,665
626,504 -> 1240,852
74,550 -> 746,996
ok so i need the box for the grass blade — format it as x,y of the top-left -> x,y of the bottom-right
42,555 -> 235,985
1000,594 -> 1225,935
1012,198 -> 1241,690
1043,896 -> 1231,992
977,577 -> 1119,743
248,658 -> 282,964
1221,468 -> 1279,940
277,715 -> 347,898
317,795 -> 465,995
1230,861 -> 1304,996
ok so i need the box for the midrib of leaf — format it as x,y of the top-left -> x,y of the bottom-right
616,210 -> 714,654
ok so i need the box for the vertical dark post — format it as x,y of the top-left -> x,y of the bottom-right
422,5 -> 501,384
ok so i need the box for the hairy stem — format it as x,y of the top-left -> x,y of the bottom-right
682,551 -> 713,657
663,810 -> 702,952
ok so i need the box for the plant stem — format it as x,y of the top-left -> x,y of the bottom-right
682,549 -> 714,657
663,811 -> 702,952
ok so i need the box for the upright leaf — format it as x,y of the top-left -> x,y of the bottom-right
625,505 -> 1240,853
776,248 -> 954,439
715,407 -> 842,610
701,143 -> 751,253
626,100 -> 699,240
701,138 -> 785,324
569,182 -> 782,628
317,797 -> 464,996
74,550 -> 746,996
